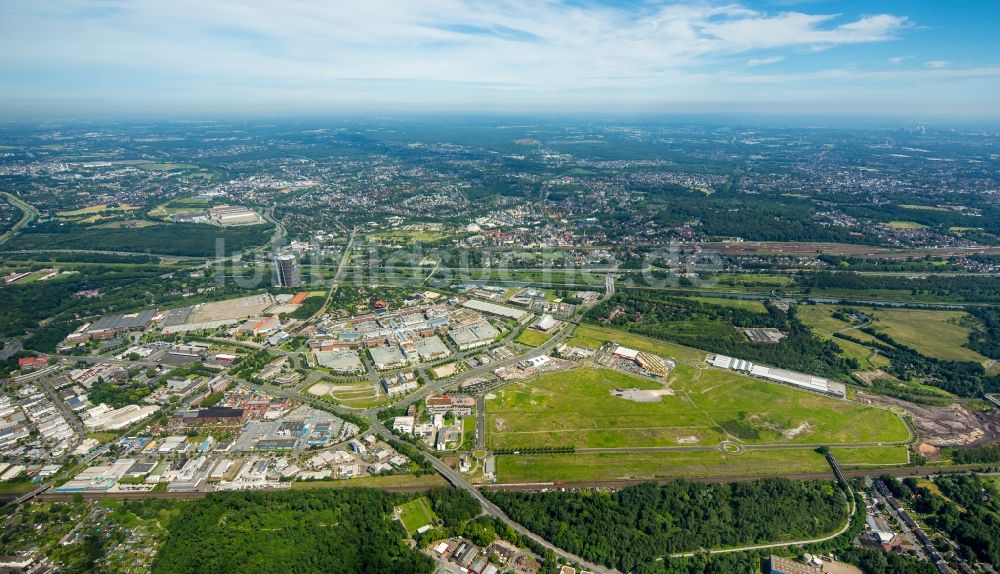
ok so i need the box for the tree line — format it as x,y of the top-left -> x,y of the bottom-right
588,292 -> 855,379
151,489 -> 436,574
835,328 -> 1000,397
485,478 -> 848,573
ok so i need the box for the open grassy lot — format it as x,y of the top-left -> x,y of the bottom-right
830,446 -> 909,467
495,449 -> 834,482
461,416 -> 477,450
86,431 -> 118,443
309,380 -> 389,409
869,308 -> 987,363
486,366 -> 909,450
900,204 -> 949,212
56,203 -> 138,218
290,474 -> 447,490
884,221 -> 928,229
796,304 -> 890,369
138,162 -> 198,171
799,304 -> 987,364
567,324 -> 705,363
796,304 -> 857,337
0,479 -> 36,496
368,229 -> 455,244
516,328 -> 553,347
686,296 -> 767,313
396,496 -> 439,533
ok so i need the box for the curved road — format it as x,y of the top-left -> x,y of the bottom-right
0,192 -> 38,245
369,416 -> 618,574
668,480 -> 857,558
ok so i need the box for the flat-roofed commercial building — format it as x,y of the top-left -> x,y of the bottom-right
415,335 -> 451,361
369,345 -> 408,370
461,299 -> 528,321
448,322 -> 500,351
316,349 -> 364,373
383,371 -> 418,396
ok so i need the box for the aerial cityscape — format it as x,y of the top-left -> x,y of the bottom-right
1,1 -> 1000,574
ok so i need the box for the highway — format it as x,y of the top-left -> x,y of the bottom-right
0,191 -> 38,245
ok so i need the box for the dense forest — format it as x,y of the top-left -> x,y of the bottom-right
947,443 -> 1000,464
5,221 -> 272,257
640,192 -> 872,244
151,489 -> 436,574
966,307 -> 1000,360
587,292 -> 854,379
834,547 -> 937,574
89,379 -> 156,408
815,255 -> 964,274
485,479 -> 848,572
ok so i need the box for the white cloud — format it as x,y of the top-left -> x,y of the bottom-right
926,60 -> 951,69
888,56 -> 911,65
0,0 -> 995,116
747,56 -> 786,66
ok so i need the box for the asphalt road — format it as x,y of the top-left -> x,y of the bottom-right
368,417 -> 618,574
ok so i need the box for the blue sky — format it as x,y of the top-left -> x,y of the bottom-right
1,0 -> 998,118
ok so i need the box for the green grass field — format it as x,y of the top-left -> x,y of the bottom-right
798,304 -> 987,364
138,162 -> 198,171
86,431 -> 118,443
885,221 -> 927,229
567,324 -> 705,363
687,296 -> 767,313
795,305 -> 888,369
830,446 -> 909,467
869,308 -> 987,363
494,446 -> 909,483
495,449 -> 834,482
290,474 -> 446,490
396,496 -> 439,533
516,328 -> 553,347
486,366 -> 909,450
56,203 -> 138,218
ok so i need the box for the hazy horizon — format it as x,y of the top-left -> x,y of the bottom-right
2,0 -> 999,119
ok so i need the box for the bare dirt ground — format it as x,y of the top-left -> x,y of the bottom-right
610,388 -> 675,402
188,293 -> 274,323
860,394 -> 1000,446
308,382 -> 333,396
782,422 -> 813,440
854,370 -> 890,384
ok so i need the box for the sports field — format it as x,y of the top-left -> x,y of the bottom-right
396,496 -> 438,533
486,366 -> 909,450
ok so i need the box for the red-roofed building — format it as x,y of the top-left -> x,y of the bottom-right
18,356 -> 50,370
